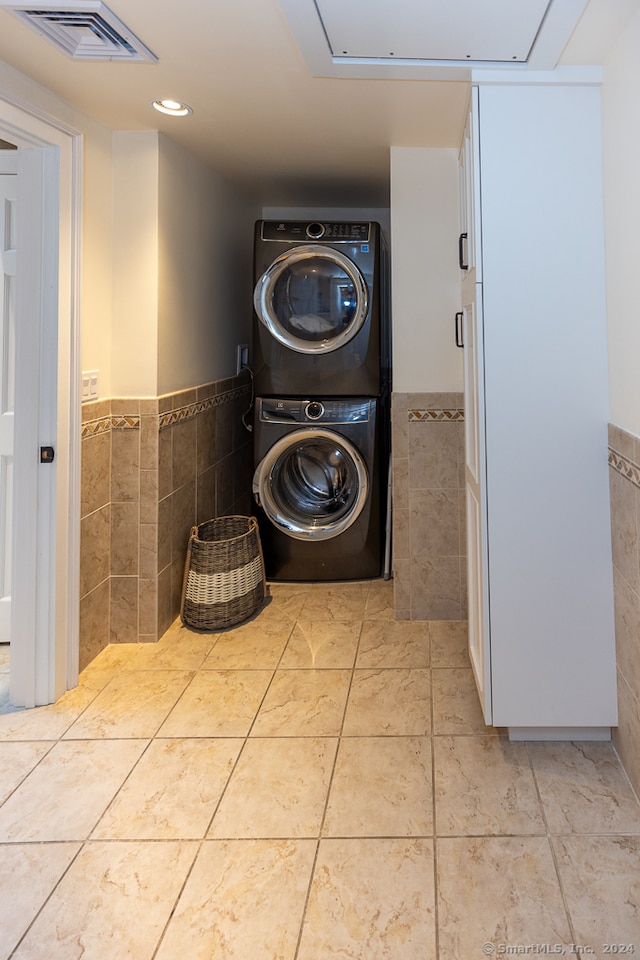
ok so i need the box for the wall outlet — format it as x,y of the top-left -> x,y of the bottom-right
236,344 -> 249,375
81,370 -> 99,402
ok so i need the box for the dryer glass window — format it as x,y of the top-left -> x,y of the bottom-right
273,437 -> 360,528
273,258 -> 357,343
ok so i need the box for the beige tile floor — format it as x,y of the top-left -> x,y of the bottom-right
0,579 -> 639,959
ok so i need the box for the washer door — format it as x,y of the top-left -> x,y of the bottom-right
253,428 -> 369,541
253,244 -> 369,355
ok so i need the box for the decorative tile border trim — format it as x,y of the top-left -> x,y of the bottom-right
158,384 -> 250,431
408,409 -> 464,422
82,415 -> 139,440
81,417 -> 110,439
112,415 -> 141,431
609,448 -> 640,490
81,383 -> 251,439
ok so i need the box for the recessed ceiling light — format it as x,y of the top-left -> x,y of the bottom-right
151,99 -> 193,117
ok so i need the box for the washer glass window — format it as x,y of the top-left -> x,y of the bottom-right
256,430 -> 368,541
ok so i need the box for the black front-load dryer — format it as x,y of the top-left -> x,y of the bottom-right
252,396 -> 387,581
252,220 -> 389,397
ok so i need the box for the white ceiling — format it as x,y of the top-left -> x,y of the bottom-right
0,0 -> 638,206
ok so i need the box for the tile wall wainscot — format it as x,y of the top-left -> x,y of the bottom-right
391,392 -> 466,621
80,372 -> 253,670
608,423 -> 640,796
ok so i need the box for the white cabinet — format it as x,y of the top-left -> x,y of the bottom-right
458,88 -> 481,281
461,80 -> 617,735
461,281 -> 491,719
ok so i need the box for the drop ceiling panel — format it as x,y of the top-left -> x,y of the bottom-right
315,0 -> 553,63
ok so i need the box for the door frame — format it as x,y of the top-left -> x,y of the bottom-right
0,151 -> 17,642
0,90 -> 82,707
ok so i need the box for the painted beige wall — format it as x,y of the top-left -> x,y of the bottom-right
110,131 -> 258,397
603,6 -> 640,436
0,59 -> 114,392
79,122 -> 113,392
390,147 -> 462,393
158,134 -> 257,394
111,131 -> 159,397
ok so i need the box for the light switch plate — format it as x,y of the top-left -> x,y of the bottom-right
236,345 -> 249,375
81,369 -> 99,401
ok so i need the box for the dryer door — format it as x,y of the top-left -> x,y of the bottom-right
253,428 -> 369,541
253,244 -> 369,355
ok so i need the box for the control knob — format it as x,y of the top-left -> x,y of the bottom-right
306,222 -> 325,240
305,401 -> 325,420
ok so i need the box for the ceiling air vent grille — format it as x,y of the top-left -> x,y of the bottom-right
0,1 -> 158,61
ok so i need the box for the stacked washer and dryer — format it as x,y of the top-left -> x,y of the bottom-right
251,220 -> 391,581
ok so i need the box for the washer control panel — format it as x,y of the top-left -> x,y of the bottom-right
260,221 -> 371,243
259,398 -> 372,424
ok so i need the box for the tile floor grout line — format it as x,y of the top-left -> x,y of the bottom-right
83,736 -> 155,842
0,666 -> 115,740
0,739 -> 58,813
293,608 -> 367,960
149,838 -> 204,960
6,837 -> 87,960
271,617 -> 298,671
182,620 -> 286,838
9,827 -> 627,845
58,667 -> 200,743
612,739 -> 640,807
525,740 -> 579,947
242,664 -> 282,740
292,837 -> 322,960
143,667 -> 214,741
429,622 -> 442,960
546,833 -> 580,946
315,618 -> 365,841
200,731 -> 257,840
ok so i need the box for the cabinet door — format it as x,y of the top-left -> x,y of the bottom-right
458,89 -> 482,281
475,82 -> 616,729
458,133 -> 470,270
462,289 -> 491,722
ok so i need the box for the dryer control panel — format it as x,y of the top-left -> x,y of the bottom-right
260,221 -> 371,243
258,397 -> 372,424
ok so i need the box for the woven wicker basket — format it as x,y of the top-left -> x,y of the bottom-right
180,516 -> 265,631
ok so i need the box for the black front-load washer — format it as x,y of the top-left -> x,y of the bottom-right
252,220 -> 389,397
252,395 -> 387,581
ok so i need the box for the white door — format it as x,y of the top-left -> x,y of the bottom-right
0,94 -> 81,707
0,156 -> 16,643
462,283 -> 492,723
